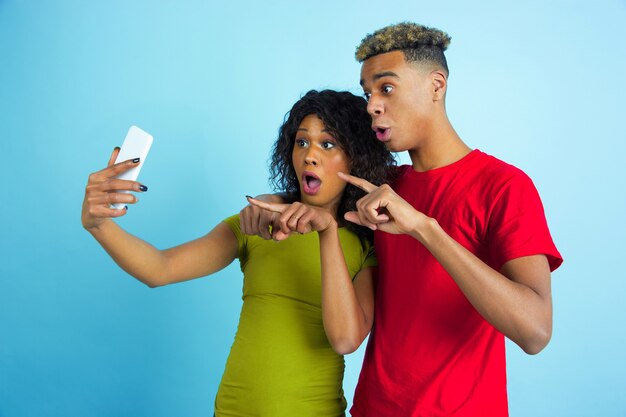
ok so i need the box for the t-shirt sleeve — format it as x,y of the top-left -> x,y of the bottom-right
361,239 -> 378,271
222,213 -> 247,262
487,171 -> 563,272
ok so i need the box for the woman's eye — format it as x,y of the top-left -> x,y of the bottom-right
363,92 -> 371,101
322,141 -> 336,149
382,85 -> 393,94
296,139 -> 308,148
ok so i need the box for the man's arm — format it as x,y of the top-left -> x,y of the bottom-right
420,220 -> 552,354
338,172 -> 553,354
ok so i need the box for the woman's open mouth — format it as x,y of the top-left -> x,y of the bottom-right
302,171 -> 322,195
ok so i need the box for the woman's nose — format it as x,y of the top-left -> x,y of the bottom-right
304,148 -> 319,166
305,155 -> 318,165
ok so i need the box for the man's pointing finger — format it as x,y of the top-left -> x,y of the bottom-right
338,172 -> 377,193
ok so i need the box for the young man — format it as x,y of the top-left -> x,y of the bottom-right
339,22 -> 563,416
242,22 -> 562,417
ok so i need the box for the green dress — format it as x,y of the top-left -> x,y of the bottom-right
214,214 -> 377,417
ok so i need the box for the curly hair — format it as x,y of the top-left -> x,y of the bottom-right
269,89 -> 396,242
356,22 -> 451,75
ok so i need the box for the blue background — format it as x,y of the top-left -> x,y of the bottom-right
1,1 -> 625,416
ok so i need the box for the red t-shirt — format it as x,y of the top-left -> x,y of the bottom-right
351,150 -> 562,417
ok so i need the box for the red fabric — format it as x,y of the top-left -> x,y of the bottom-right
351,150 -> 562,417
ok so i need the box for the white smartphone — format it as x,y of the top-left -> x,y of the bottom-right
110,125 -> 153,210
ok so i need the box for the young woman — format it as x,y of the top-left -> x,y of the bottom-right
81,90 -> 395,416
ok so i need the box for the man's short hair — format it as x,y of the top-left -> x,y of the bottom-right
355,22 -> 451,75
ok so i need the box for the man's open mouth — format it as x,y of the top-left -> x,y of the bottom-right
373,126 -> 391,142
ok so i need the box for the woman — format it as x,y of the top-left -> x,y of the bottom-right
81,90 -> 395,416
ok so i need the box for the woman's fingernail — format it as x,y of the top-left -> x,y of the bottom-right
125,206 -> 129,211
139,185 -> 148,192
132,158 -> 140,163
114,146 -> 121,151
245,195 -> 253,199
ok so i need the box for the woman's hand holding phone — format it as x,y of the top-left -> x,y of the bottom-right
81,148 -> 148,231
82,126 -> 152,230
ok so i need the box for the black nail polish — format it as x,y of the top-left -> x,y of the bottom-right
245,195 -> 253,199
125,206 -> 129,211
132,158 -> 140,163
139,185 -> 148,192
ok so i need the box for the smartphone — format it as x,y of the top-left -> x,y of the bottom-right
110,125 -> 153,209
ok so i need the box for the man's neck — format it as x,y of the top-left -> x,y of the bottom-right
408,121 -> 471,172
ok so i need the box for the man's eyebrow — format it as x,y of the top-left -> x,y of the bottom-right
360,71 -> 400,86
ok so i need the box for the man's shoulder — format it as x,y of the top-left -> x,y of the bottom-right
389,151 -> 533,189
472,150 -> 532,186
473,150 -> 521,173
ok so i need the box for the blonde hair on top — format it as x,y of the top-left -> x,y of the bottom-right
355,22 -> 451,75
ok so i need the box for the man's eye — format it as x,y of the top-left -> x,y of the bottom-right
382,85 -> 393,94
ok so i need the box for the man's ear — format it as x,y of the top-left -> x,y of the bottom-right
431,70 -> 447,101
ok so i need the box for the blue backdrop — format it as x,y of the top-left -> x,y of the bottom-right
1,1 -> 625,416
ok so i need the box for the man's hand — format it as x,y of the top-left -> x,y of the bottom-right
246,197 -> 336,241
338,172 -> 430,238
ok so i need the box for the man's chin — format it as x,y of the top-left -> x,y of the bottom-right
384,141 -> 404,153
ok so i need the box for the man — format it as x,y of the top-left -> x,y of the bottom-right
342,22 -> 562,417
243,22 -> 562,417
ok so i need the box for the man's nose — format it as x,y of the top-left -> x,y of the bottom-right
367,96 -> 384,116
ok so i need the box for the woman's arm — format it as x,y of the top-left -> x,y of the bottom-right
87,221 -> 238,287
247,197 -> 375,354
319,225 -> 376,355
83,148 -> 238,287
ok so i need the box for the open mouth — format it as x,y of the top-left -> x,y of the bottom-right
373,126 -> 391,142
302,171 -> 322,195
